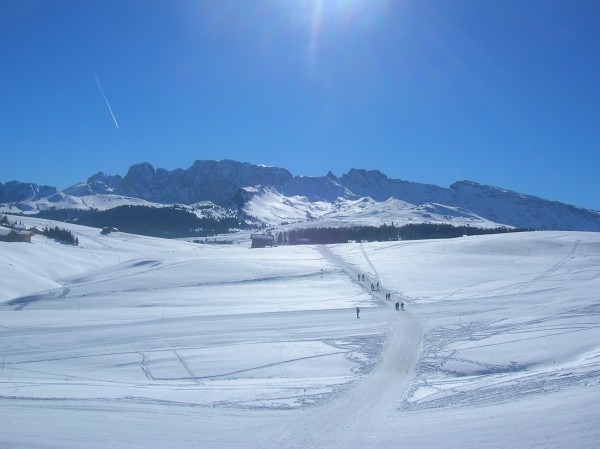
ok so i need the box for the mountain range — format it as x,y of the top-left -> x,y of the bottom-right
1,159 -> 599,232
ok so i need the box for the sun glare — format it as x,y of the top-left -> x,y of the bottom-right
290,0 -> 381,69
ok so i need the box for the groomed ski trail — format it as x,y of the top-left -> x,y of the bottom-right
254,246 -> 422,449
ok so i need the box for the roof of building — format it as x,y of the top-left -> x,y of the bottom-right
0,228 -> 15,237
250,234 -> 275,241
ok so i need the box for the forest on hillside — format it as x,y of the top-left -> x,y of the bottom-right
36,205 -> 245,238
275,223 -> 531,245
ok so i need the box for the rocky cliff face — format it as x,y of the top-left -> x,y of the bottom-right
280,173 -> 356,202
65,160 -> 294,205
64,172 -> 124,196
336,169 -> 452,205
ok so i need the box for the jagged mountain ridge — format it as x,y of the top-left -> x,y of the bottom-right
64,160 -> 294,204
1,160 -> 599,231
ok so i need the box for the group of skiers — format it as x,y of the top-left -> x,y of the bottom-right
355,272 -> 405,317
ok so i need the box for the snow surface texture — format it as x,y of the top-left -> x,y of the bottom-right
1,218 -> 599,448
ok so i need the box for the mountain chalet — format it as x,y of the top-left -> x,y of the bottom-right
250,233 -> 275,248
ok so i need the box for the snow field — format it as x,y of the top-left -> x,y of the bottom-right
329,232 -> 600,416
1,222 -> 385,423
1,219 -> 599,448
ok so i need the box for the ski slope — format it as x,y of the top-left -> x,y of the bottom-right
1,218 -> 599,448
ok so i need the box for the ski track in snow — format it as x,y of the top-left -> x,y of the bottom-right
171,348 -> 200,384
252,247 -> 423,448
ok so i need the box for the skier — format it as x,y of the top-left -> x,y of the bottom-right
362,274 -> 364,281
395,301 -> 399,311
401,301 -> 404,311
356,307 -> 360,319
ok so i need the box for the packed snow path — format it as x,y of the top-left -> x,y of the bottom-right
254,246 -> 422,448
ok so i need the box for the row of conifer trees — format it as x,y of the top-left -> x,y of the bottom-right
274,223 -> 530,245
42,226 -> 79,245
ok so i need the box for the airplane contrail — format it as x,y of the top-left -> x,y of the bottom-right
94,72 -> 119,129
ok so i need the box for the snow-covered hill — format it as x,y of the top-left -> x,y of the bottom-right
2,160 -> 600,231
240,186 -> 500,229
1,217 -> 599,448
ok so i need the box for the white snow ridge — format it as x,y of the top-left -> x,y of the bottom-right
1,217 -> 599,448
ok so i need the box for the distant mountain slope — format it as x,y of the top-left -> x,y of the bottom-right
328,170 -> 600,231
448,181 -> 600,230
0,181 -> 62,205
335,169 -> 451,205
2,160 -> 600,231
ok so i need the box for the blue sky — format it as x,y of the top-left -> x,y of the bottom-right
1,0 -> 599,210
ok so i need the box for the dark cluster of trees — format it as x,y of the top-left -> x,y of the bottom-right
276,223 -> 532,245
34,208 -> 86,222
72,205 -> 244,238
34,205 -> 246,238
43,226 -> 79,245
